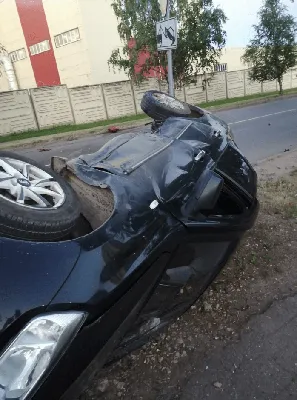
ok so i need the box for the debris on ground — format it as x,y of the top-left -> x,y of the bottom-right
97,379 -> 109,393
108,126 -> 120,133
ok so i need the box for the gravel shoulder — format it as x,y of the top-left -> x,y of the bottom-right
79,149 -> 297,400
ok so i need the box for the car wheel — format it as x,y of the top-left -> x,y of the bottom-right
141,90 -> 191,121
0,151 -> 80,241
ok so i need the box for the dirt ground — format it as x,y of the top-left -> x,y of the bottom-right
79,150 -> 297,400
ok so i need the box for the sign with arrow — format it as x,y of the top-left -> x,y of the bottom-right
156,18 -> 177,51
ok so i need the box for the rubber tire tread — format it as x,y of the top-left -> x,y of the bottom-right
0,151 -> 81,241
141,90 -> 191,121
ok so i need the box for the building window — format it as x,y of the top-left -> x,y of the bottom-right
54,28 -> 80,48
216,63 -> 227,72
29,40 -> 51,56
9,48 -> 26,62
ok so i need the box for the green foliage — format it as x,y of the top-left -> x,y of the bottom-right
109,0 -> 227,87
242,0 -> 297,94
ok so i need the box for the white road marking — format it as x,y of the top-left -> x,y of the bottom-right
229,108 -> 297,125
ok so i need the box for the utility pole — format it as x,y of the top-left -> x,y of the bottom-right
157,0 -> 175,97
166,4 -> 174,96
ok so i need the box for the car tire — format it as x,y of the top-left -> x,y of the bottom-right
0,151 -> 80,241
141,90 -> 191,121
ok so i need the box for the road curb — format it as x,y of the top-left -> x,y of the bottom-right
0,118 -> 151,150
254,146 -> 297,166
254,147 -> 297,181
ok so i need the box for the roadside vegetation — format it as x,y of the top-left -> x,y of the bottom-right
242,0 -> 297,94
108,0 -> 227,87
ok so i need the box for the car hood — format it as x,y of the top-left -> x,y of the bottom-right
0,237 -> 81,348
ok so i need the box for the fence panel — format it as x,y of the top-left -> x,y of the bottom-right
133,78 -> 160,114
30,85 -> 74,129
103,81 -> 136,119
263,80 -> 277,92
69,85 -> 107,124
175,87 -> 186,102
280,71 -> 292,91
245,70 -> 262,95
0,90 -> 37,136
159,80 -> 186,102
207,72 -> 227,101
185,75 -> 206,104
292,68 -> 297,88
227,71 -> 245,98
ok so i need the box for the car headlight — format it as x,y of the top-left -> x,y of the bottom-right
0,312 -> 86,400
227,126 -> 235,141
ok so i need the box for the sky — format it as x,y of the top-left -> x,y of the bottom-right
213,0 -> 297,47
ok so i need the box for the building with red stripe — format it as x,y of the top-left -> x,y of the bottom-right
0,0 -> 246,91
0,0 -> 130,90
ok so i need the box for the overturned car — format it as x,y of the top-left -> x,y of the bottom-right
0,91 -> 258,400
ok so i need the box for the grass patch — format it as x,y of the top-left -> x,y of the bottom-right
200,87 -> 297,109
259,177 -> 297,219
1,87 -> 297,145
217,173 -> 297,290
0,113 -> 148,144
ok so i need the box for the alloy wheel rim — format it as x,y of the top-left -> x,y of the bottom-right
0,157 -> 65,209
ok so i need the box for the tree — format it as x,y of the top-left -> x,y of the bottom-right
108,0 -> 227,88
242,0 -> 297,94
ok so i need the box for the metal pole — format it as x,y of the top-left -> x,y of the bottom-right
167,50 -> 174,96
166,3 -> 175,96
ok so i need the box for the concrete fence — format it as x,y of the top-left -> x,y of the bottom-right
0,68 -> 297,136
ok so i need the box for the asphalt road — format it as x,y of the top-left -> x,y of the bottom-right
180,294 -> 297,400
17,96 -> 297,165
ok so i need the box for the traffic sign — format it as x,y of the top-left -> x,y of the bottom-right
156,18 -> 177,51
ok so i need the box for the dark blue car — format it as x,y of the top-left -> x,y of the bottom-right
0,91 -> 258,400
